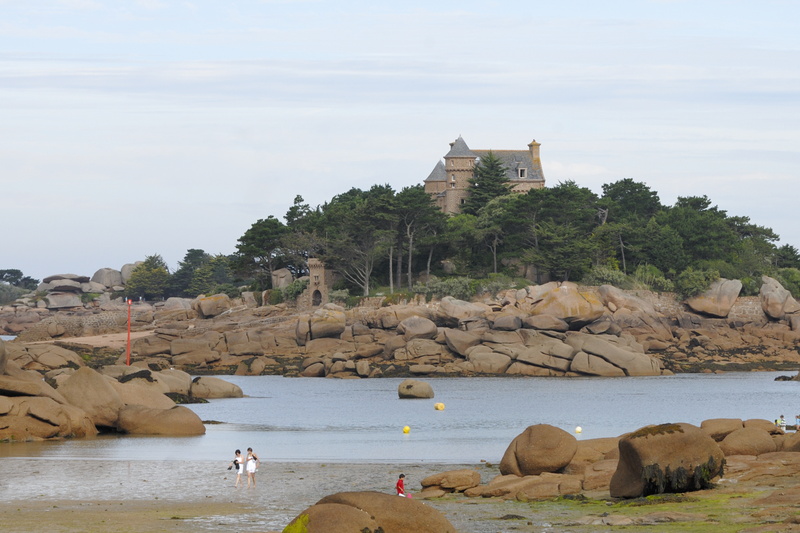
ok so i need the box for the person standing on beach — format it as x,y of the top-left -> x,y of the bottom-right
230,449 -> 244,488
395,474 -> 406,497
245,447 -> 260,488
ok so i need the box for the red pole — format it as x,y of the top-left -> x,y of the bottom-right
126,299 -> 132,366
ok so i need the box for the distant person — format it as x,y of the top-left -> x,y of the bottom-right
246,447 -> 260,488
228,449 -> 244,488
796,414 -> 800,429
779,415 -> 787,430
396,473 -> 406,497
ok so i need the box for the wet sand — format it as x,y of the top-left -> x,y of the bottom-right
0,457 -> 510,533
3,456 -> 800,532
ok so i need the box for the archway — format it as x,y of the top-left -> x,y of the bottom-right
312,290 -> 322,307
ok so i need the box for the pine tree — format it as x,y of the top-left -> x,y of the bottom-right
462,151 -> 511,215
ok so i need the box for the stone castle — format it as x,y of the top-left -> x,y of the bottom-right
423,136 -> 546,214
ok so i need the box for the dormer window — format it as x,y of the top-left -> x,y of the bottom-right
518,168 -> 527,179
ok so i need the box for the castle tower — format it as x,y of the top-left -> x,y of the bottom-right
423,136 -> 546,214
441,136 -> 476,214
307,258 -> 329,307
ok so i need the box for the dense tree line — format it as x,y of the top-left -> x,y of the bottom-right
228,169 -> 800,300
7,160 -> 800,304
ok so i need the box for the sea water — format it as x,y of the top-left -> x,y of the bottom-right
2,372 -> 798,464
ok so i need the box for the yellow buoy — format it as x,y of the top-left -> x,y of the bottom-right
434,403 -> 445,411
575,426 -> 582,434
403,425 -> 410,434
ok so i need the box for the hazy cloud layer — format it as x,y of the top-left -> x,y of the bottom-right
1,0 -> 798,280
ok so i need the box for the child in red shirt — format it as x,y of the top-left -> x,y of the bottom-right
395,474 -> 406,497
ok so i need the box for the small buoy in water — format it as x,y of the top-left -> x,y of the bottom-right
575,426 -> 582,434
403,425 -> 410,434
434,403 -> 445,411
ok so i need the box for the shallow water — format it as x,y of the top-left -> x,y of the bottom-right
2,372 -> 797,464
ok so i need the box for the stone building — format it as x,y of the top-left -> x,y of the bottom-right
423,136 -> 546,214
302,258 -> 333,308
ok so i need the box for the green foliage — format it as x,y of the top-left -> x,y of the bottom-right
0,283 -> 26,305
345,295 -> 363,308
80,292 -> 102,304
233,216 -> 290,289
581,265 -> 628,287
775,268 -> 800,298
0,269 -> 38,292
328,288 -> 350,302
282,278 -> 309,302
473,274 -> 518,298
125,255 -> 170,300
381,291 -> 415,306
674,268 -> 720,300
413,277 -> 473,300
631,264 -> 674,292
264,289 -> 284,305
462,151 -> 511,215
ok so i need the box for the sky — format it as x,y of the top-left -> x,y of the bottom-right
1,0 -> 798,282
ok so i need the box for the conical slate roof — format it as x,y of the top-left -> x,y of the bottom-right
444,135 -> 475,158
424,160 -> 447,182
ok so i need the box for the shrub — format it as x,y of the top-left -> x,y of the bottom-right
581,265 -> 628,287
80,292 -> 102,304
473,274 -> 517,298
413,277 -> 473,300
264,289 -> 283,305
328,289 -> 349,303
0,283 -> 26,305
632,264 -> 674,293
674,268 -> 719,300
282,278 -> 309,301
776,268 -> 800,298
345,295 -> 363,308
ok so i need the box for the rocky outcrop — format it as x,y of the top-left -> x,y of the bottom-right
686,278 -> 742,318
116,405 -> 205,435
719,427 -> 778,456
91,268 -> 123,289
57,367 -> 125,428
296,305 -> 347,346
285,491 -> 456,533
0,395 -> 97,440
419,469 -> 481,497
189,376 -> 243,399
760,275 -> 800,320
193,293 -> 232,318
610,423 -> 725,498
500,424 -> 578,476
398,379 -> 434,399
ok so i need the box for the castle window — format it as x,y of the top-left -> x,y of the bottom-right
451,182 -> 455,188
518,168 -> 527,178
450,174 -> 455,182
460,198 -> 466,204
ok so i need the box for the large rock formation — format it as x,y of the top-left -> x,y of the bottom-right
116,405 -> 205,435
686,278 -> 742,318
398,379 -> 434,399
500,424 -> 578,476
760,275 -> 800,320
285,491 -> 456,533
610,423 -> 725,498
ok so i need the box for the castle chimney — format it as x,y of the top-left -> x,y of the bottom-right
528,139 -> 541,163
